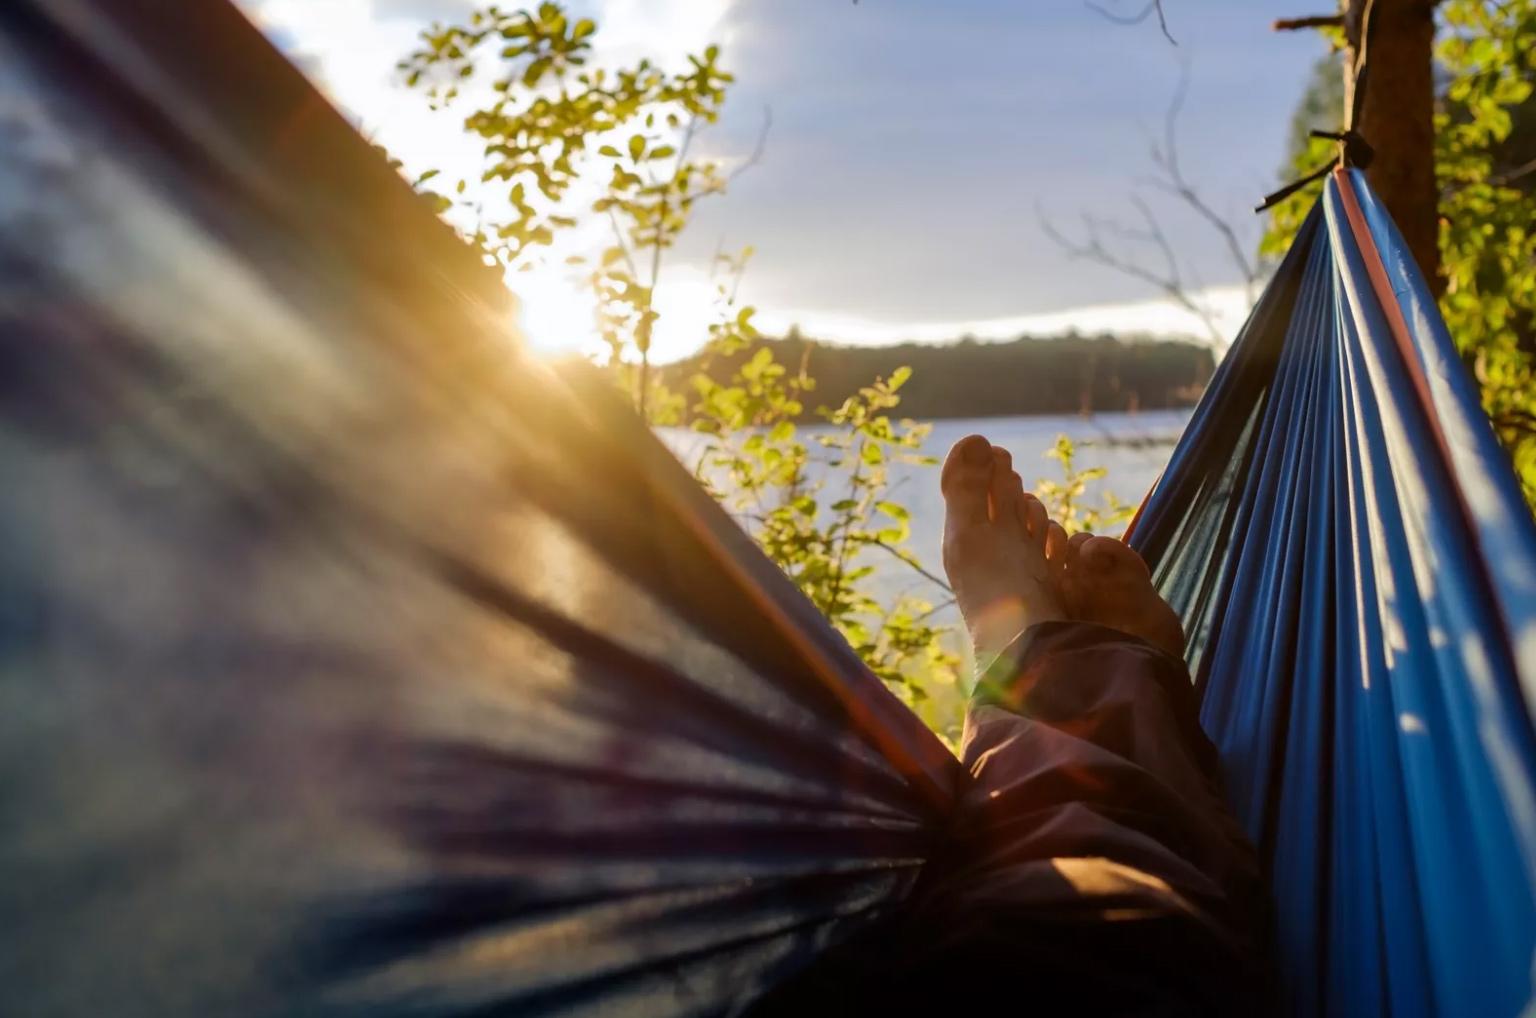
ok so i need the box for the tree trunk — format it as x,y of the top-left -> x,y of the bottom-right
1344,0 -> 1441,293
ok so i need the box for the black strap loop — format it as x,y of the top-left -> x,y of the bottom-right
1255,158 -> 1339,213
1311,128 -> 1375,170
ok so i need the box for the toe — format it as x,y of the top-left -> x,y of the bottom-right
1045,521 -> 1069,571
1021,493 -> 1049,549
942,435 -> 992,525
991,454 -> 1027,537
1068,531 -> 1093,558
1079,535 -> 1150,579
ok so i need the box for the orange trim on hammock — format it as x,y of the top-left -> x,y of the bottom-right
1121,472 -> 1160,543
652,474 -> 959,807
1331,168 -> 1458,466
632,421 -> 959,809
1331,166 -> 1526,672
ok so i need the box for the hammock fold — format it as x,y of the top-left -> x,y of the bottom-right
0,4 -> 955,1014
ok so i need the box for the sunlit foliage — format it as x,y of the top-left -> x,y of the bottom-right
399,3 -> 1137,742
1037,435 -> 1137,536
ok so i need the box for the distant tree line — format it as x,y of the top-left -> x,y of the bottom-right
657,331 -> 1217,421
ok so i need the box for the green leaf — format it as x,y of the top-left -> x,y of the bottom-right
628,134 -> 645,161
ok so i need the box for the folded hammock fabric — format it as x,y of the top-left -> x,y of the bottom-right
1,2 -> 1532,1016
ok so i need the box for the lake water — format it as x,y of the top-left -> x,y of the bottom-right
667,409 -> 1190,627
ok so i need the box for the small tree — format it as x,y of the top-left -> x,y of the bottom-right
398,2 -> 974,739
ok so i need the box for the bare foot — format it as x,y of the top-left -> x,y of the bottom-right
942,436 -> 1065,659
1060,533 -> 1186,658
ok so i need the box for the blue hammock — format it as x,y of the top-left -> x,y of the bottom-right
1,2 -> 1533,1015
1128,170 -> 1536,1017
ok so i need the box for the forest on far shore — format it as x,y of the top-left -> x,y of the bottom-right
656,332 -> 1217,421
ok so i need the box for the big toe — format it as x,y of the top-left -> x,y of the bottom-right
942,434 -> 993,527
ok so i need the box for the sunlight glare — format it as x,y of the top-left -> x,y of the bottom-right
515,262 -> 725,364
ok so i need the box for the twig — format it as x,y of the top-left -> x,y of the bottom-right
1492,155 -> 1536,187
1039,198 -> 1225,346
822,455 -> 866,617
913,598 -> 958,624
1147,67 -> 1261,305
1040,69 -> 1262,347
604,208 -> 640,278
868,539 -> 953,595
636,113 -> 704,416
727,106 -> 773,183
1086,0 -> 1176,44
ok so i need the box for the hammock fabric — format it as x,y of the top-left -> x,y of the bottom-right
1,2 -> 1533,1015
1127,171 -> 1536,1017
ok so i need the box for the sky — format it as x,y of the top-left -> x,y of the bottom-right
237,0 -> 1330,360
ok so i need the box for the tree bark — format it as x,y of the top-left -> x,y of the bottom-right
1344,0 -> 1441,293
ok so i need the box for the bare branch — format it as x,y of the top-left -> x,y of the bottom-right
1038,198 -> 1224,346
1038,67 -> 1264,349
1146,68 -> 1261,305
1085,0 -> 1177,44
1273,14 -> 1345,31
1130,194 -> 1183,287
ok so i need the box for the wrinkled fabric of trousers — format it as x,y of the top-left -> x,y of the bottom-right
753,621 -> 1271,1017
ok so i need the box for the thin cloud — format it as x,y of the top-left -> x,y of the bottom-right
752,285 -> 1252,350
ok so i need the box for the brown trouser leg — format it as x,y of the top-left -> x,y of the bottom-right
754,621 -> 1272,1017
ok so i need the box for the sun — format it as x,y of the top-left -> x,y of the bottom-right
512,262 -> 726,366
513,266 -> 604,359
